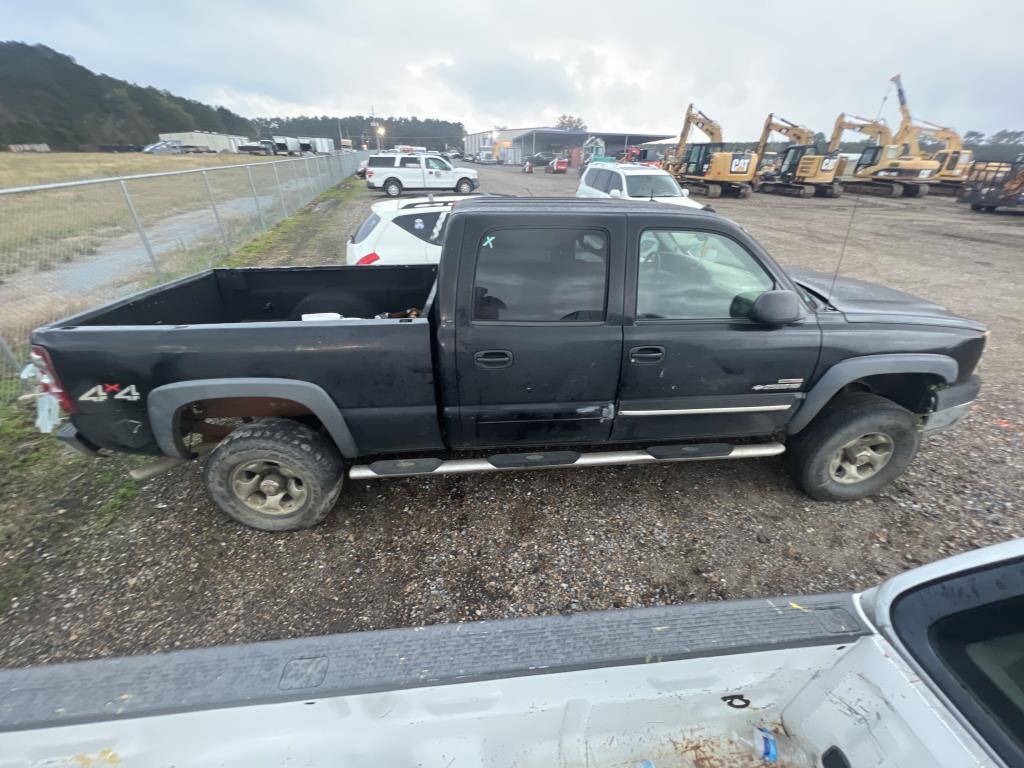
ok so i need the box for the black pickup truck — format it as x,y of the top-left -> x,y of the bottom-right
29,198 -> 985,530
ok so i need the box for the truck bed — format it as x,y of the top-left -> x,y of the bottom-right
33,266 -> 443,456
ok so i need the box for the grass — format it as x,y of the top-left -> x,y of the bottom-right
0,152 -> 276,189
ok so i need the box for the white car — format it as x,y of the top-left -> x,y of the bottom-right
364,153 -> 479,197
576,162 -> 705,209
348,196 -> 463,265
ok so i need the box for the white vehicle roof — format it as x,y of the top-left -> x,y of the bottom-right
590,162 -> 671,176
368,195 -> 474,216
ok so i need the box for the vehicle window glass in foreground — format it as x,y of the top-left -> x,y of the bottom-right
591,169 -> 610,192
393,212 -> 443,243
637,230 -> 773,320
607,172 -> 623,192
352,212 -> 380,244
425,157 -> 449,170
626,174 -> 682,198
473,228 -> 608,322
400,156 -> 421,168
583,167 -> 600,188
931,595 -> 1024,750
368,156 -> 393,167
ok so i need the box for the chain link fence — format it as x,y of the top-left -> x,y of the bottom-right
0,151 -> 369,380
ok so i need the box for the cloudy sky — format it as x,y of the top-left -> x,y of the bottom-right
6,0 -> 1023,139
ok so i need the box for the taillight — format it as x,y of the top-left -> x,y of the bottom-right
29,345 -> 77,414
366,170 -> 374,178
356,252 -> 381,265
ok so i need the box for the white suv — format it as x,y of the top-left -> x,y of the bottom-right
348,196 -> 464,265
365,153 -> 479,197
576,162 -> 704,209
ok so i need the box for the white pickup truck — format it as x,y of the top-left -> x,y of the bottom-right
1,539 -> 1021,766
365,152 -> 480,197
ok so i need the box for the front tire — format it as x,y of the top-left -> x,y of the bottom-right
203,420 -> 344,531
455,178 -> 474,194
787,393 -> 921,501
383,179 -> 402,197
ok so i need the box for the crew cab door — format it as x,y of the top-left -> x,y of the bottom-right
425,156 -> 456,189
453,214 -> 625,448
876,542 -> 1024,766
614,216 -> 820,442
397,154 -> 426,188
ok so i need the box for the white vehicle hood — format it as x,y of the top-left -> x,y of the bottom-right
454,166 -> 478,177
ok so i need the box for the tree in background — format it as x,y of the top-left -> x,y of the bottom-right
251,115 -> 465,151
963,130 -> 985,145
555,114 -> 587,131
987,129 -> 1024,146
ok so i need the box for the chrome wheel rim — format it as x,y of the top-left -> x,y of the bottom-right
230,460 -> 307,515
828,433 -> 894,484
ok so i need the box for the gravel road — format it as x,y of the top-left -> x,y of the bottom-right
1,165 -> 1021,668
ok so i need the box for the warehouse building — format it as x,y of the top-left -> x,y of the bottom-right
464,127 -> 673,165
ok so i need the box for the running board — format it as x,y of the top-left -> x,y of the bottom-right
349,442 -> 785,480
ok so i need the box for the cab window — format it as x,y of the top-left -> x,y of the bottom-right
607,172 -> 623,193
400,156 -> 421,168
636,230 -> 773,320
473,228 -> 608,322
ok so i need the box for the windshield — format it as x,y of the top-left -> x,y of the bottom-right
626,174 -> 682,198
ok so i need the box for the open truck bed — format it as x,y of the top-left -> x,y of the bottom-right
32,265 -> 443,456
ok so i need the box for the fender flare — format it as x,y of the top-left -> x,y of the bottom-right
787,353 -> 959,435
147,378 -> 358,459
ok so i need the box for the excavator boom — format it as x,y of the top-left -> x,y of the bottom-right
754,113 -> 815,159
828,113 -> 893,153
665,104 -> 723,173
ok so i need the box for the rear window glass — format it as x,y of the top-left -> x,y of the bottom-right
368,156 -> 394,167
473,228 -> 608,322
400,156 -> 421,168
352,212 -> 380,244
393,212 -> 444,244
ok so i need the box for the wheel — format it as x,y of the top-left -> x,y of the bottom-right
904,183 -> 929,198
736,184 -> 752,199
752,180 -> 764,193
203,420 -> 344,531
705,184 -> 722,199
888,183 -> 904,197
544,165 -> 552,173
787,393 -> 921,502
455,178 -> 474,194
985,206 -> 997,212
821,183 -> 842,198
799,185 -> 814,199
971,203 -> 984,211
383,179 -> 402,197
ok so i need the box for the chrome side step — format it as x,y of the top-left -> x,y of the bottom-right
349,442 -> 785,480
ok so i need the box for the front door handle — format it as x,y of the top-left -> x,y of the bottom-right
474,349 -> 513,369
629,345 -> 665,364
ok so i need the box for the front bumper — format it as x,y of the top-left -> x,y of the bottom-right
923,376 -> 981,436
469,178 -> 481,190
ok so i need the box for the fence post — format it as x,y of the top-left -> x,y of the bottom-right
0,333 -> 22,376
246,165 -> 266,231
119,180 -> 162,279
271,162 -> 288,218
201,170 -> 230,261
303,157 -> 315,200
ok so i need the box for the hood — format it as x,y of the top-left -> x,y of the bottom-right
455,166 -> 478,177
643,195 -> 705,210
789,268 -> 986,331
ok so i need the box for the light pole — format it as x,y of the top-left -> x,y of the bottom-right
376,125 -> 385,151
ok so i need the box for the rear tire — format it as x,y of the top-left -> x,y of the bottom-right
383,179 -> 402,197
787,393 -> 921,502
203,420 -> 344,531
455,178 -> 474,194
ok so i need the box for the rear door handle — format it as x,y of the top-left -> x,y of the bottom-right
629,345 -> 665,364
474,349 -> 513,369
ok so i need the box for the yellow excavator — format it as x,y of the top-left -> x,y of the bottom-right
752,113 -> 842,198
662,104 -> 757,198
889,74 -> 973,194
828,113 -> 939,197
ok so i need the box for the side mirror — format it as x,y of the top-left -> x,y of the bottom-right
750,290 -> 804,326
609,188 -> 623,198
681,188 -> 690,197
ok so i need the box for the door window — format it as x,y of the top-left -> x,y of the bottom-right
607,172 -> 623,193
400,156 -> 422,168
636,230 -> 773,320
473,228 -> 608,322
425,157 -> 450,171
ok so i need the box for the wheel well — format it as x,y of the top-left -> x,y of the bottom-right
838,373 -> 943,413
179,397 -> 324,443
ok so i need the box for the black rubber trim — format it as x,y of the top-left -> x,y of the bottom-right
647,443 -> 732,460
488,451 -> 581,468
147,378 -> 358,459
369,457 -> 443,475
56,422 -> 100,457
0,594 -> 866,733
933,375 -> 981,411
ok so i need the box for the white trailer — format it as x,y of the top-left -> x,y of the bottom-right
157,131 -> 247,153
312,137 -> 335,153
272,136 -> 301,155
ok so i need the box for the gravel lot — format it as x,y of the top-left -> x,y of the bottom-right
1,165 -> 1022,668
